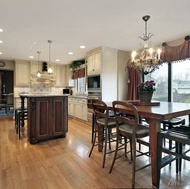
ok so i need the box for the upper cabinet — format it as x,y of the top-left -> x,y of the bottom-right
87,49 -> 102,75
15,59 -> 67,87
15,60 -> 30,86
55,64 -> 67,87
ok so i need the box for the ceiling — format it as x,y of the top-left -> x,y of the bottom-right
0,0 -> 190,65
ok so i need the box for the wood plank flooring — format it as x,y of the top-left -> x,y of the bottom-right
0,117 -> 190,189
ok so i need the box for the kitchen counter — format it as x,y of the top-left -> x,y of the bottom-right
20,95 -> 68,144
68,95 -> 88,99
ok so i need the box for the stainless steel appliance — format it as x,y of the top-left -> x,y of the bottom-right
87,75 -> 101,90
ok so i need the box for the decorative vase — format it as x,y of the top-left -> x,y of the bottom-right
138,91 -> 153,102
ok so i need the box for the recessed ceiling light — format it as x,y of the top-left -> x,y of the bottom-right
68,52 -> 73,55
29,56 -> 34,59
0,29 -> 3,32
0,52 -> 2,54
56,59 -> 60,62
0,40 -> 3,43
80,45 -> 85,49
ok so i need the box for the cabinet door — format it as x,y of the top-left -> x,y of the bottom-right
68,98 -> 75,116
87,53 -> 94,75
81,102 -> 87,121
75,99 -> 87,121
52,97 -> 68,136
75,102 -> 82,119
15,60 -> 30,86
87,51 -> 102,75
55,65 -> 67,87
36,99 -> 52,140
93,50 -> 102,74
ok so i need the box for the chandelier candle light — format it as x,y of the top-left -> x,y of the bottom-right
131,15 -> 163,75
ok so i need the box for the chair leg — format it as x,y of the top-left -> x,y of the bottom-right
109,132 -> 119,173
18,119 -> 21,140
179,143 -> 182,172
102,128 -> 108,168
89,127 -> 97,157
132,138 -> 136,189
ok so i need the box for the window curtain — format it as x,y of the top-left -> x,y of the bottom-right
161,36 -> 190,63
127,67 -> 142,100
71,68 -> 85,79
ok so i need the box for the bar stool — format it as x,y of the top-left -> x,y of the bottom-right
109,101 -> 151,188
161,117 -> 185,148
157,126 -> 190,188
89,99 -> 117,168
15,108 -> 28,139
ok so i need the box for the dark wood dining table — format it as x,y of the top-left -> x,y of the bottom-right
89,100 -> 190,187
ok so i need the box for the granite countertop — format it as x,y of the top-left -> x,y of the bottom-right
68,95 -> 88,99
19,94 -> 70,97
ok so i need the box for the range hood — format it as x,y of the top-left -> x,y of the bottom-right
30,73 -> 56,82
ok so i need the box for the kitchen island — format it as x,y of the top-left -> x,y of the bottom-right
20,94 -> 68,144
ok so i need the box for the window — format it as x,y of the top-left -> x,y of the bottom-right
145,63 -> 168,101
145,59 -> 190,103
74,77 -> 86,93
172,60 -> 190,102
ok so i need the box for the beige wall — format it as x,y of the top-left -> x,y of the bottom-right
0,60 -> 15,71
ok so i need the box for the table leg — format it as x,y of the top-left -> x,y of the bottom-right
149,119 -> 160,187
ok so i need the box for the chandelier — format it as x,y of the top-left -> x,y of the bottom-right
130,15 -> 163,75
36,51 -> 41,77
47,40 -> 53,74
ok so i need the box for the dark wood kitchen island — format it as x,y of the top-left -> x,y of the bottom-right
20,94 -> 68,144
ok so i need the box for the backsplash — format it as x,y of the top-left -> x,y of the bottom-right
30,81 -> 52,94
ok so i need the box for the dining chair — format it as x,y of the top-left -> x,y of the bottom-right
109,101 -> 151,189
161,117 -> 185,148
5,93 -> 14,114
89,99 -> 117,168
156,125 -> 190,188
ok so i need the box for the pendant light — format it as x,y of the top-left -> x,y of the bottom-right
47,40 -> 53,73
37,51 -> 41,77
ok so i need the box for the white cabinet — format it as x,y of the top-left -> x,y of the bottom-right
68,97 -> 87,121
30,61 -> 39,75
15,60 -> 30,86
55,65 -> 67,87
68,98 -> 75,116
87,50 -> 102,75
75,99 -> 87,121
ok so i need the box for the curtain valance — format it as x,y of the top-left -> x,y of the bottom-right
161,36 -> 190,63
71,68 -> 85,79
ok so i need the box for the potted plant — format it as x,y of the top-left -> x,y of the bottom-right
137,80 -> 156,102
69,60 -> 85,71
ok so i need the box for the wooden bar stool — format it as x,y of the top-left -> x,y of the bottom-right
15,108 -> 28,139
157,126 -> 190,188
161,117 -> 185,148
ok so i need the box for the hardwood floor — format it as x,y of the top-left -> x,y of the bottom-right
0,117 -> 190,189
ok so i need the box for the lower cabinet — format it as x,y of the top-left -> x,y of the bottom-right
27,96 -> 68,144
68,97 -> 87,121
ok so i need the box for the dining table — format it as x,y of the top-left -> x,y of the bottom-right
89,100 -> 190,188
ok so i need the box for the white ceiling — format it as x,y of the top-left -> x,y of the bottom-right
0,0 -> 190,65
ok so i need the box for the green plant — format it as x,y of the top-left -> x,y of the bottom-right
69,60 -> 85,70
138,80 -> 156,92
